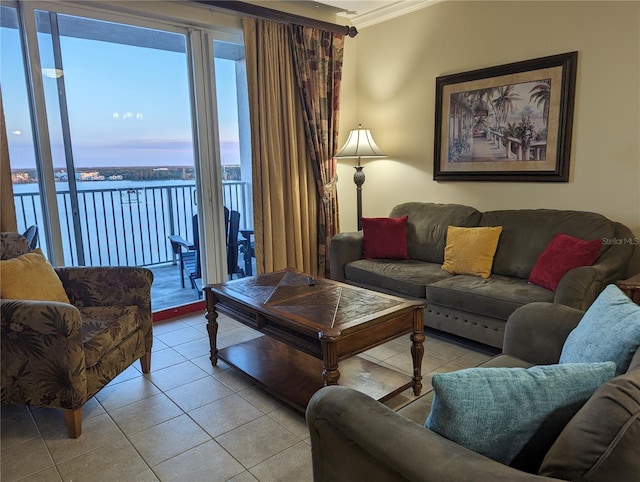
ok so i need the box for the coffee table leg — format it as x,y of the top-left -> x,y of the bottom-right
204,288 -> 219,366
411,310 -> 425,396
320,334 -> 340,386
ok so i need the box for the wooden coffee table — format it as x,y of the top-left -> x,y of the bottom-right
203,269 -> 426,411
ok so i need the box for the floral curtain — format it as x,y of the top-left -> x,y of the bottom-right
289,25 -> 344,278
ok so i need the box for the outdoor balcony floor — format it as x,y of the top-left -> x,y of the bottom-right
149,253 -> 256,312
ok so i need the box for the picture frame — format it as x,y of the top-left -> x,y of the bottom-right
433,51 -> 578,182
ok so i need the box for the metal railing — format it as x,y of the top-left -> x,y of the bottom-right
13,181 -> 251,267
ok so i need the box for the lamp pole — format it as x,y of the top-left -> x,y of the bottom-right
354,159 -> 365,230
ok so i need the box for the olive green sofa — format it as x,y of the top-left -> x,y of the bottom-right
330,202 -> 635,348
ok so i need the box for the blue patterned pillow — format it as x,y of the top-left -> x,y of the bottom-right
425,363 -> 616,467
560,284 -> 640,375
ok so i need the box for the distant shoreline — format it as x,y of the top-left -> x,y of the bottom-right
11,165 -> 241,183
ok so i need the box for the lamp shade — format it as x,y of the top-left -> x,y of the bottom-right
335,125 -> 386,158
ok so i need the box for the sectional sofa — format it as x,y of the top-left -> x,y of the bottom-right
330,202 -> 635,348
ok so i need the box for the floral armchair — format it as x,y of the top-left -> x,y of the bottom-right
1,233 -> 153,438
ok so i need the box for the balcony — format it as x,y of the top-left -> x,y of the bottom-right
14,181 -> 254,312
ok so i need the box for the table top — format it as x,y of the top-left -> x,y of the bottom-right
204,269 -> 424,337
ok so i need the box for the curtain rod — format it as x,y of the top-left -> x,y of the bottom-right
191,0 -> 358,37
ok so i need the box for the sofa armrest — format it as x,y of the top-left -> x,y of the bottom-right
307,386 -> 556,482
329,231 -> 363,281
55,266 -> 153,311
0,299 -> 87,409
555,222 -> 636,310
503,302 -> 584,365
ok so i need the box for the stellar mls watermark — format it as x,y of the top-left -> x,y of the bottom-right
602,237 -> 640,245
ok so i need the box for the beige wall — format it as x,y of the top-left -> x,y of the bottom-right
337,1 -> 640,273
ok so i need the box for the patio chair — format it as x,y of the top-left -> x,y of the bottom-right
0,232 -> 153,438
168,208 -> 243,298
168,214 -> 201,297
22,225 -> 38,250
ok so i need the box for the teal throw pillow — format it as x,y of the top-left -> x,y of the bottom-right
560,284 -> 640,375
425,362 -> 616,469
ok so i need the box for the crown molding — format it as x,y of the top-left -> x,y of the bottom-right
340,0 -> 445,29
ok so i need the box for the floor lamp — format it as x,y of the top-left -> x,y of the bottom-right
335,124 -> 386,230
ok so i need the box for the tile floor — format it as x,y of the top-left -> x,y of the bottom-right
1,311 -> 499,482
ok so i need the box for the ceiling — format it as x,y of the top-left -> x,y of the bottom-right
312,0 -> 443,29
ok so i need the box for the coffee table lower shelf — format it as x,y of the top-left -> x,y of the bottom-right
217,336 -> 414,412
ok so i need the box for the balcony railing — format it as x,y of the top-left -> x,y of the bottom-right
13,181 -> 251,267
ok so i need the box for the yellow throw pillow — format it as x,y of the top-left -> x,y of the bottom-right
0,249 -> 71,303
442,226 -> 503,279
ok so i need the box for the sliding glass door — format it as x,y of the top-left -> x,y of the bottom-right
1,2 -> 252,311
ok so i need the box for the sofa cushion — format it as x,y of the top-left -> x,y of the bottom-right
425,362 -> 616,470
481,209 -> 614,279
345,259 -> 450,299
389,202 -> 481,264
442,226 -> 502,279
426,274 -> 554,321
560,284 -> 640,376
80,305 -> 141,367
528,233 -> 602,291
0,249 -> 71,304
539,368 -> 640,481
361,215 -> 409,259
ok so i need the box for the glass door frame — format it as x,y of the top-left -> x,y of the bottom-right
13,0 -> 238,286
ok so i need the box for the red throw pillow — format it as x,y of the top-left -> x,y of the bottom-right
361,215 -> 409,259
528,233 -> 602,291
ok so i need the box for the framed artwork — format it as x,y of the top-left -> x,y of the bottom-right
433,51 -> 578,182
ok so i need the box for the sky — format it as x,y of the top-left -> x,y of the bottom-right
1,10 -> 241,170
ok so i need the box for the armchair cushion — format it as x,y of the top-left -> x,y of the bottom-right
539,368 -> 640,480
0,249 -> 70,303
425,362 -> 616,470
80,305 -> 141,367
560,284 -> 640,375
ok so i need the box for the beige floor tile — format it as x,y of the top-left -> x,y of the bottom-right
152,319 -> 191,336
152,439 -> 245,482
215,415 -> 299,468
267,405 -> 308,439
122,468 -> 160,481
95,375 -> 162,412
155,325 -> 207,347
147,347 -> 189,371
108,364 -> 144,385
30,398 -> 105,437
249,441 -> 313,482
190,354 -> 230,375
1,403 -> 29,420
44,413 -> 125,464
212,367 -> 256,392
237,386 -> 283,413
171,336 -> 211,360
128,414 -> 211,466
109,393 -> 182,436
363,339 -> 408,361
217,326 -> 262,348
179,311 -> 207,326
227,471 -> 259,482
189,394 -> 263,437
215,314 -> 246,333
56,438 -> 148,482
18,466 -> 63,482
145,360 -> 209,392
425,336 -> 478,361
1,436 -> 54,482
383,351 -> 449,375
165,376 -> 234,412
454,349 -> 496,367
28,407 -> 70,438
1,407 -> 39,448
